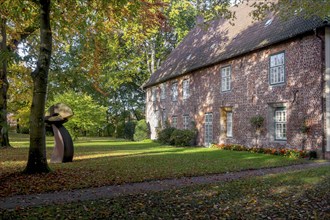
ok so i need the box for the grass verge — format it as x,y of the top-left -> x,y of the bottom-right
1,166 -> 329,219
1,134 -> 310,197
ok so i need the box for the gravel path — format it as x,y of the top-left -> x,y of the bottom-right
1,162 -> 329,210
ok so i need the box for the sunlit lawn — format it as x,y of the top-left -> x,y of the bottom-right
1,133 -> 310,197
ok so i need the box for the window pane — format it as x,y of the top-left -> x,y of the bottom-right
221,67 -> 231,91
270,53 -> 285,84
172,83 -> 178,101
275,109 -> 286,140
227,112 -> 233,137
183,80 -> 189,99
205,113 -> 213,146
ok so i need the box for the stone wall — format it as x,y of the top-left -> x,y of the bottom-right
146,33 -> 324,151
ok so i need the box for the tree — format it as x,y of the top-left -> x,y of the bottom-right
4,0 -> 235,172
49,91 -> 107,139
0,1 -> 39,148
245,0 -> 330,20
44,0 -> 237,139
1,0 -> 165,174
7,65 -> 33,133
0,15 -> 10,148
24,0 -> 52,174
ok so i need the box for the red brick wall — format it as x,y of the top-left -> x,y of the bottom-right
146,33 -> 324,150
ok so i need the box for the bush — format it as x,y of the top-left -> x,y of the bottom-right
19,126 -> 30,134
170,129 -> 196,146
250,115 -> 264,129
157,127 -> 176,145
124,121 -> 136,141
211,143 -> 309,159
134,119 -> 150,141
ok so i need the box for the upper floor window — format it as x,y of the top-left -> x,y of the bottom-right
151,87 -> 157,102
183,115 -> 190,129
172,116 -> 177,128
172,82 -> 178,101
221,66 -> 231,92
160,83 -> 166,100
183,79 -> 190,99
275,108 -> 287,140
270,52 -> 285,85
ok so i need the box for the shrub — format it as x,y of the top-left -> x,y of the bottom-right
250,115 -> 264,129
19,126 -> 30,134
157,127 -> 176,145
170,129 -> 196,146
134,119 -> 150,141
124,121 -> 136,141
212,143 -> 310,159
308,150 -> 317,159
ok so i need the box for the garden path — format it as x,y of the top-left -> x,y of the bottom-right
0,162 -> 329,210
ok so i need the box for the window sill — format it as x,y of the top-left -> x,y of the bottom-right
272,140 -> 287,143
269,82 -> 285,87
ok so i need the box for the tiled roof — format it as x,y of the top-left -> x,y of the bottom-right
143,2 -> 326,89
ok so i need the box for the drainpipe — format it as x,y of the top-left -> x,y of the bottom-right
325,26 -> 330,158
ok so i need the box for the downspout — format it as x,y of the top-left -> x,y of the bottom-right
324,26 -> 330,159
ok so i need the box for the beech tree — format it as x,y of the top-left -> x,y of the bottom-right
49,90 -> 107,138
24,0 -> 52,173
0,16 -> 10,148
0,1 -> 38,148
248,0 -> 330,19
1,0 -> 166,174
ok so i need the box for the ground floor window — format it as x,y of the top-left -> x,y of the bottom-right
205,113 -> 213,146
161,109 -> 167,128
226,111 -> 233,137
220,107 -> 233,139
275,108 -> 286,140
183,115 -> 190,129
172,116 -> 177,128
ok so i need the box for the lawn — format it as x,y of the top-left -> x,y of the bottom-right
2,166 -> 329,219
1,133 -> 310,197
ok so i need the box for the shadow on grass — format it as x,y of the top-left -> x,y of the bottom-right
0,144 -> 310,198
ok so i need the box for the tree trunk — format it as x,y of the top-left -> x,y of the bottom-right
24,0 -> 52,174
0,16 -> 11,148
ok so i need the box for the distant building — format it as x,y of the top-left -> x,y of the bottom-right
143,1 -> 330,159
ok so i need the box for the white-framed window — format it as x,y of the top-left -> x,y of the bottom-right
205,113 -> 213,146
275,108 -> 287,140
172,82 -> 178,101
151,87 -> 157,102
226,112 -> 233,137
183,115 -> 190,130
270,52 -> 285,85
183,79 -> 190,99
162,109 -> 167,128
221,66 -> 231,92
172,116 -> 177,128
160,83 -> 166,100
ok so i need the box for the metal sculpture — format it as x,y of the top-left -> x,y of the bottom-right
45,103 -> 74,163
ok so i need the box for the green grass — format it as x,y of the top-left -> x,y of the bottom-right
2,166 -> 329,219
1,133 -> 310,197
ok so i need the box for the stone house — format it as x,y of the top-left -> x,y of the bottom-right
143,2 -> 330,159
